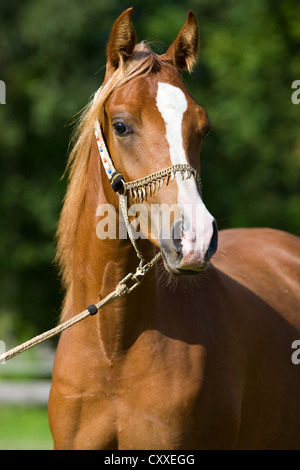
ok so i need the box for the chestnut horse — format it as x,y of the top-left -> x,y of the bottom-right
49,9 -> 300,449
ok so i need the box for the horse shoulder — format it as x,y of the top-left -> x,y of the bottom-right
213,228 -> 300,323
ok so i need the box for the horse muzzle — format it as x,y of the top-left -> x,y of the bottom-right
159,217 -> 218,276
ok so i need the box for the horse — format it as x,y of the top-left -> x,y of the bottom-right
48,8 -> 300,450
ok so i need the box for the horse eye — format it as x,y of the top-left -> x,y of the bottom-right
113,122 -> 128,136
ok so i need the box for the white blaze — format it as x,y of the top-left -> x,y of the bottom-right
156,82 -> 215,265
155,82 -> 188,165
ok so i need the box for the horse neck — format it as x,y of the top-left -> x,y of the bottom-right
70,139 -> 158,359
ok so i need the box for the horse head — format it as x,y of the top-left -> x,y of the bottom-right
96,8 -> 218,275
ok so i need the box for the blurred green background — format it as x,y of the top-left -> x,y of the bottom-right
0,0 -> 299,449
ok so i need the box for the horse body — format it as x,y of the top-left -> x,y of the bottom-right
49,226 -> 300,450
49,9 -> 300,449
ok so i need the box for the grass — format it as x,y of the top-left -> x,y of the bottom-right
0,405 -> 53,450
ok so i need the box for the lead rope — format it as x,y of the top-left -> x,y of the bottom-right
0,252 -> 161,363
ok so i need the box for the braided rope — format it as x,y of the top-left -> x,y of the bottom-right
119,193 -> 145,263
0,250 -> 161,363
0,284 -> 128,364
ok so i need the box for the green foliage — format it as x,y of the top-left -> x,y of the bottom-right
0,0 -> 299,338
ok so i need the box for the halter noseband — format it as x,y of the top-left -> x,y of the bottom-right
94,120 -> 202,202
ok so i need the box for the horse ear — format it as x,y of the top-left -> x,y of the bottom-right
106,8 -> 136,71
165,11 -> 199,73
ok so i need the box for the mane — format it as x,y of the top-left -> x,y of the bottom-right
56,42 -> 165,318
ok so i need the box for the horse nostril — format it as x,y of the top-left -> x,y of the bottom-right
206,219 -> 218,261
171,219 -> 183,256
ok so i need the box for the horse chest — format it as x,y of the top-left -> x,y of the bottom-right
96,334 -> 239,450
100,358 -> 202,448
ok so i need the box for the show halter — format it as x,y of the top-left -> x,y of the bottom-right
0,92 -> 203,364
93,118 -> 202,266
